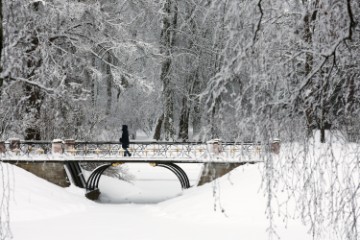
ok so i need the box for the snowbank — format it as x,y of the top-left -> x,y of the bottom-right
6,164 -> 92,221
1,162 -> 314,240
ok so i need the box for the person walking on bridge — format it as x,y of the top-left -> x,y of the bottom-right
120,125 -> 131,157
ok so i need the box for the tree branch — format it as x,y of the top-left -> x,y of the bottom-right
295,0 -> 357,96
346,0 -> 356,41
253,0 -> 263,44
6,77 -> 55,95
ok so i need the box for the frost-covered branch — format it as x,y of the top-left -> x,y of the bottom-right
253,0 -> 263,44
6,77 -> 54,95
346,0 -> 356,40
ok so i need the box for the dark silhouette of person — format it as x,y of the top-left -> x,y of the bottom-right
119,125 -> 131,156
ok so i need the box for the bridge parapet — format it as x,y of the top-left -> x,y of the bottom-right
0,139 -> 280,163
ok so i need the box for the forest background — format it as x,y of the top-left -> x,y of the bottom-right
1,0 -> 359,143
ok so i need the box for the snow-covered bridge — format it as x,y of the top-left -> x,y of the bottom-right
0,139 -> 280,200
0,139 -> 278,163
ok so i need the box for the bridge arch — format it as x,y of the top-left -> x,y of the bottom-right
86,163 -> 112,191
151,162 -> 190,189
85,162 -> 190,200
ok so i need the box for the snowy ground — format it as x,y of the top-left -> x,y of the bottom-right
2,160 -> 314,240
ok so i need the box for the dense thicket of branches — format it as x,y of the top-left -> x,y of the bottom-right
204,0 -> 360,143
1,0 -> 358,143
1,0 -> 359,239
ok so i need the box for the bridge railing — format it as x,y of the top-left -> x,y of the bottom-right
0,138 -> 280,162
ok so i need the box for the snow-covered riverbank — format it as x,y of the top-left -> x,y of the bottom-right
3,161 -> 312,240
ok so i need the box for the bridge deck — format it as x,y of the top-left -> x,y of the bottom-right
0,156 -> 263,164
0,140 -> 269,164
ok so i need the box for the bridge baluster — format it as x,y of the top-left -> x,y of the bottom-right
9,138 -> 20,151
271,139 -> 281,154
65,139 -> 76,155
52,139 -> 64,154
0,141 -> 5,154
207,138 -> 223,159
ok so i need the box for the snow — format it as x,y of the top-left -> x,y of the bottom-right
2,160 -> 314,240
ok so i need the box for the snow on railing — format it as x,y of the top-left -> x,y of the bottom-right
0,138 -> 280,163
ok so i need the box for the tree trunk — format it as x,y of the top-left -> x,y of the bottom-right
192,98 -> 201,137
178,3 -> 200,141
347,76 -> 355,113
191,73 -> 202,138
159,0 -> 177,140
178,96 -> 189,140
304,5 -> 315,138
153,114 -> 164,141
0,0 -> 2,57
0,0 -> 3,101
24,34 -> 43,140
162,58 -> 174,140
24,85 -> 42,140
210,96 -> 221,138
91,57 -> 97,107
106,54 -> 112,116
